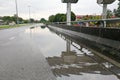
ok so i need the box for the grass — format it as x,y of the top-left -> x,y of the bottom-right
0,24 -> 29,30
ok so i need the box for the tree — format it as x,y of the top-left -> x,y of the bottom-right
107,9 -> 113,18
48,11 -> 76,22
114,1 -> 120,17
2,15 -> 24,24
60,14 -> 66,22
71,11 -> 76,21
40,18 -> 47,23
53,14 -> 60,22
2,16 -> 12,23
49,15 -> 55,22
23,20 -> 29,23
54,13 -> 66,22
2,16 -> 16,24
29,18 -> 35,23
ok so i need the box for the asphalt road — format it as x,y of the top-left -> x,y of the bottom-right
0,24 -> 56,80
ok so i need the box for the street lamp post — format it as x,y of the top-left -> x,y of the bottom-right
15,0 -> 19,24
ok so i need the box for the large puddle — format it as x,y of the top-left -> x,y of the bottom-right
26,24 -> 120,80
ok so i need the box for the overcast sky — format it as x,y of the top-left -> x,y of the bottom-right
0,0 -> 119,20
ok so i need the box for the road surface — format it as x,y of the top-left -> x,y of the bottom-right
0,24 -> 56,80
0,24 -> 120,80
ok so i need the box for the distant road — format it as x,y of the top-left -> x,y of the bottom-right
0,24 -> 56,80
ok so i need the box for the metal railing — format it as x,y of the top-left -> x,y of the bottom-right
52,18 -> 120,28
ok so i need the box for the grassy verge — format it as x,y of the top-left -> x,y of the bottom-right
0,24 -> 29,30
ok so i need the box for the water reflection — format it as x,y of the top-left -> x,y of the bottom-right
46,51 -> 120,78
61,51 -> 77,63
26,25 -> 120,80
46,26 -> 120,80
30,26 -> 35,29
41,25 -> 46,29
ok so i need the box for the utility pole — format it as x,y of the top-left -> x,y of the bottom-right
15,0 -> 19,24
28,5 -> 31,23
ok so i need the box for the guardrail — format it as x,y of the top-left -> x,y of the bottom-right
50,23 -> 120,41
48,24 -> 120,64
52,18 -> 120,28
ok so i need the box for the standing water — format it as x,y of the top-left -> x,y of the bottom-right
26,24 -> 120,80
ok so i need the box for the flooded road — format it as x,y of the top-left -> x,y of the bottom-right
0,25 -> 55,80
27,25 -> 120,80
0,24 -> 120,80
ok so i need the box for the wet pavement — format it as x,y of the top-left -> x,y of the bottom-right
27,25 -> 120,80
0,24 -> 55,80
0,24 -> 120,80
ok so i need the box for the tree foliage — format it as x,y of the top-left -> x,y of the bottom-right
1,15 -> 41,24
2,16 -> 24,24
107,9 -> 113,18
2,16 -> 14,23
54,13 -> 66,22
49,15 -> 55,22
114,1 -> 120,17
29,18 -> 35,23
71,12 -> 76,21
40,18 -> 47,23
48,11 -> 76,22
